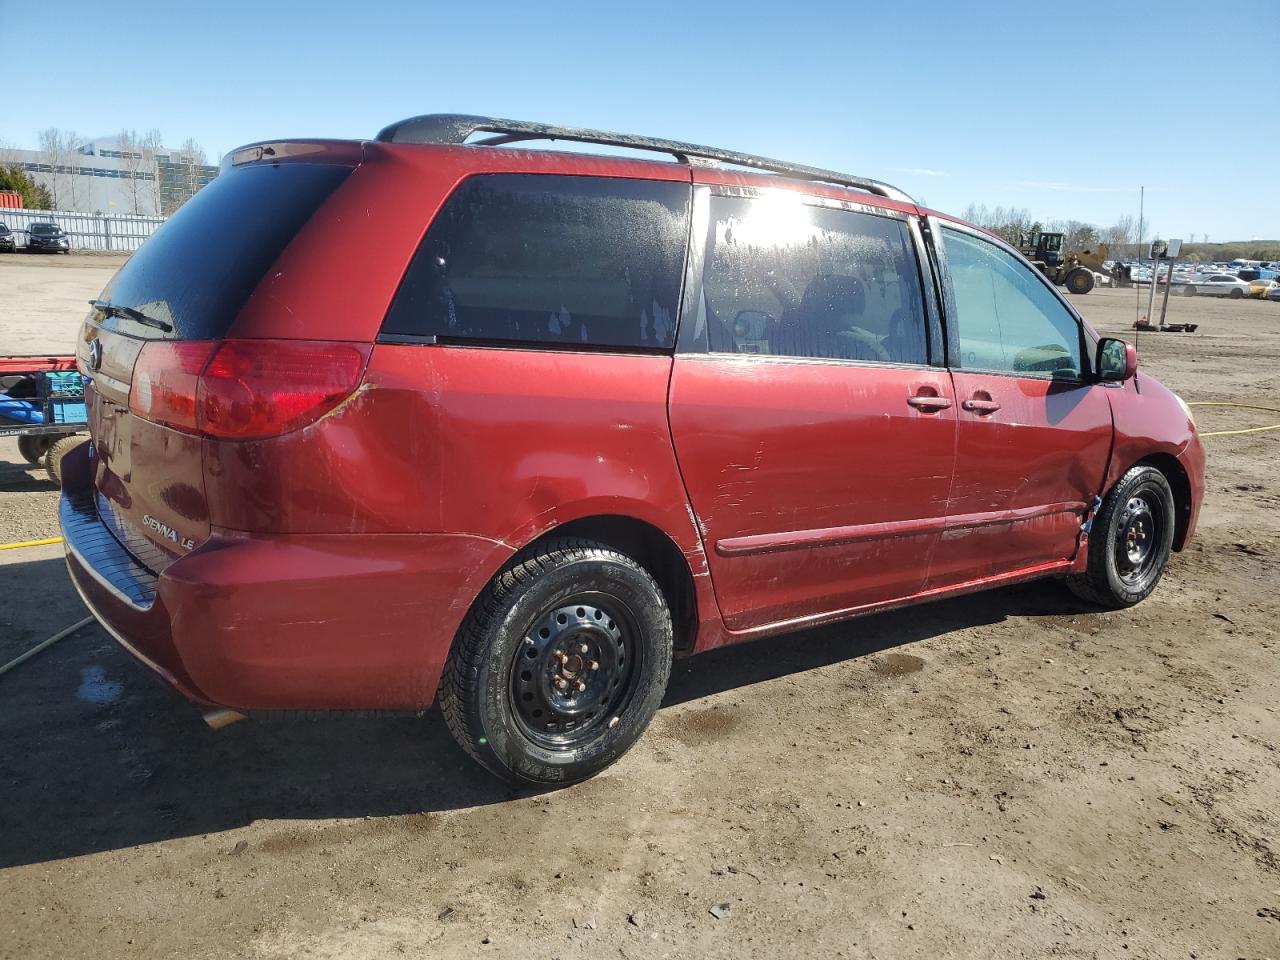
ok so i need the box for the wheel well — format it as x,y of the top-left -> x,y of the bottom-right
524,516 -> 698,651
1138,453 -> 1192,550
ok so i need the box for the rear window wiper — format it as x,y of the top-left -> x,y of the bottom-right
88,299 -> 173,333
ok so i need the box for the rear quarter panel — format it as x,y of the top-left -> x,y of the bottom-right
202,343 -> 721,647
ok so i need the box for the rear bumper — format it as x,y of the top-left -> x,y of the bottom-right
59,448 -> 509,711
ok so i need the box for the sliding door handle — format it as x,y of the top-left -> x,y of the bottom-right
907,395 -> 953,412
961,398 -> 1001,413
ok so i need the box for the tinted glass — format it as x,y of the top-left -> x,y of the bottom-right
383,175 -> 690,350
942,227 -> 1082,377
99,163 -> 352,340
31,223 -> 60,235
693,195 -> 927,364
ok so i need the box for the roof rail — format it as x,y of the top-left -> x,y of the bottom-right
375,114 -> 915,205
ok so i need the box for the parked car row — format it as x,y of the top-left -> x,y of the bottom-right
1108,259 -> 1280,301
0,220 -> 71,253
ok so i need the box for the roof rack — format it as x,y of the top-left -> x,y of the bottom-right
375,114 -> 915,205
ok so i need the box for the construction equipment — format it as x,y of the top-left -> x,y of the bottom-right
1019,232 -> 1109,295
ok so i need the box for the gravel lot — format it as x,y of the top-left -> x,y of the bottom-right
1,255 -> 1277,960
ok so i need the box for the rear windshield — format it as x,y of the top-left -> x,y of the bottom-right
99,162 -> 353,339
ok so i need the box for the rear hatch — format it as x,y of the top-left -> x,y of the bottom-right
77,151 -> 357,571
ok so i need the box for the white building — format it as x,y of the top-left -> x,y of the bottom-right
3,136 -> 218,216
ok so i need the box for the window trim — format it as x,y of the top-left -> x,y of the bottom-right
675,186 -> 938,370
932,218 -> 1094,383
377,171 -> 693,354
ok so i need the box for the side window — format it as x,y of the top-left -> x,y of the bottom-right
942,227 -> 1083,377
697,194 -> 929,364
383,174 -> 690,350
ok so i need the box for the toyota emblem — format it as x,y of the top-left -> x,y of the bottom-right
87,338 -> 103,372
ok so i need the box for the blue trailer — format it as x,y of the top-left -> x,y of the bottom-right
0,355 -> 88,485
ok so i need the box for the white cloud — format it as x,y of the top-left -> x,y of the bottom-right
893,167 -> 949,178
1014,180 -> 1139,194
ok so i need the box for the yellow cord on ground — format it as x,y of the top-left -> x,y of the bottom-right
0,536 -> 64,551
1187,402 -> 1280,437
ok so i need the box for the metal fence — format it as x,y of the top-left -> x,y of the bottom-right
0,208 -> 164,252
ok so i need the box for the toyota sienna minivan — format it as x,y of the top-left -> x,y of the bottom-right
61,115 -> 1205,785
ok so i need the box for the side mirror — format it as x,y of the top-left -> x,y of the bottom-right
1096,337 -> 1137,382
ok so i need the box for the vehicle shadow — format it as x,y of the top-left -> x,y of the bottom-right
0,459 -> 54,490
0,555 -> 1095,869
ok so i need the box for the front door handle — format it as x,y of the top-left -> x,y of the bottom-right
907,395 -> 953,412
961,398 -> 1001,413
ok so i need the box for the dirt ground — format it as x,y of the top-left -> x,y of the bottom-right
0,252 -> 128,356
1,254 -> 1277,960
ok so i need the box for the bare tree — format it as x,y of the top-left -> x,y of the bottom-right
143,128 -> 164,215
37,127 -> 66,208
1101,215 -> 1136,258
165,137 -> 209,213
35,128 -> 87,211
62,131 -> 85,211
118,128 -> 148,215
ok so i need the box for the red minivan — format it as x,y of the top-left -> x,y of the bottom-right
61,115 -> 1204,785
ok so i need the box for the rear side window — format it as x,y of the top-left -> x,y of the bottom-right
942,227 -> 1082,377
100,163 -> 352,340
693,195 -> 928,364
382,174 -> 690,350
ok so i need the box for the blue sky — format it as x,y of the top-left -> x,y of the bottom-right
1,0 -> 1274,240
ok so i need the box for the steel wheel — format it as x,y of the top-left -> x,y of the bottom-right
1113,493 -> 1165,587
509,596 -> 640,750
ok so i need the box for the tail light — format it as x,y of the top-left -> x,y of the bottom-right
130,339 -> 370,440
130,341 -> 217,433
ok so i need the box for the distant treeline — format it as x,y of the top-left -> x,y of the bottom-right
958,204 -> 1277,263
1177,241 -> 1280,263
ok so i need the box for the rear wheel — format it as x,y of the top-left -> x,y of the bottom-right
16,434 -> 52,465
44,435 -> 84,488
440,538 -> 673,786
1183,285 -> 1196,297
1064,268 -> 1095,295
1067,464 -> 1175,609
1229,288 -> 1244,299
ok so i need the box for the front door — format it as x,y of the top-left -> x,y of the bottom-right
928,223 -> 1113,587
668,186 -> 955,632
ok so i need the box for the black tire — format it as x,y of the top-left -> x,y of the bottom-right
16,434 -> 52,465
1183,285 -> 1196,297
1067,464 -> 1176,609
1229,288 -> 1244,299
1065,268 -> 1095,295
44,435 -> 84,488
440,538 -> 673,786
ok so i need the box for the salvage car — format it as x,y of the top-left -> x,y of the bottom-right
1247,278 -> 1278,299
60,115 -> 1205,785
1182,274 -> 1251,297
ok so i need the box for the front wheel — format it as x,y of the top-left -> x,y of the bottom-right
1183,285 -> 1196,297
440,538 -> 673,786
1067,464 -> 1176,609
1064,268 -> 1095,295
